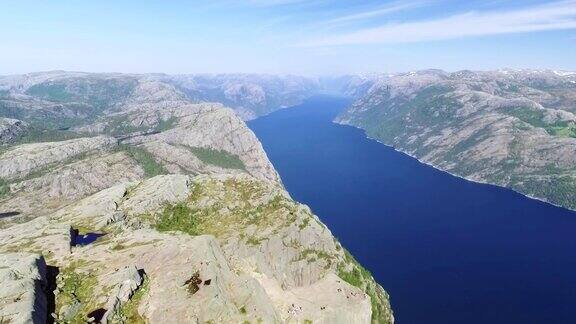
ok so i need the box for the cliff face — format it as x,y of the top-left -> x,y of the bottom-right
0,72 -> 393,324
336,69 -> 576,210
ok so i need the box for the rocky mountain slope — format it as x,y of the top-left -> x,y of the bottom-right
0,71 -> 320,123
164,74 -> 320,120
0,72 -> 393,323
336,69 -> 576,210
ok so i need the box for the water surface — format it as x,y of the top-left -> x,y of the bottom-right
73,232 -> 105,246
249,96 -> 576,324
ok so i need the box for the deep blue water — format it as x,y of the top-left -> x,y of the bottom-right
249,96 -> 576,324
73,232 -> 105,246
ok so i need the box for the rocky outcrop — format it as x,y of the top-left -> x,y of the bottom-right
0,136 -> 116,180
0,151 -> 143,223
336,69 -> 576,210
0,174 -> 393,323
122,102 -> 281,183
101,265 -> 145,323
0,253 -> 48,324
0,117 -> 27,144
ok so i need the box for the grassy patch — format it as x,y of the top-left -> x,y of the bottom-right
116,276 -> 149,323
0,178 -> 8,198
298,217 -> 311,230
185,146 -> 245,170
154,203 -> 199,236
13,127 -> 85,144
507,107 -> 576,138
26,83 -> 73,102
337,250 -> 393,324
117,144 -> 167,178
155,116 -> 178,132
246,235 -> 266,246
55,262 -> 99,323
104,115 -> 143,136
297,248 -> 333,264
26,78 -> 137,109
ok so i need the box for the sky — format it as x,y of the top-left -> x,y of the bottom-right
1,0 -> 576,75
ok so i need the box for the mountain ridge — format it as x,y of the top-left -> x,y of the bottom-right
335,69 -> 576,210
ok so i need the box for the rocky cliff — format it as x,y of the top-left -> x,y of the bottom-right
336,69 -> 576,210
0,72 -> 393,323
0,117 -> 27,144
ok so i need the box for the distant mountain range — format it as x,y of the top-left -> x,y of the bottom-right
2,69 -> 576,212
0,71 -> 320,123
336,69 -> 576,210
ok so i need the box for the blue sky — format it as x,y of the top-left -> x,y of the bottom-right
1,0 -> 575,75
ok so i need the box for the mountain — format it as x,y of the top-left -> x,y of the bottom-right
336,69 -> 576,210
0,72 -> 393,323
163,74 -> 320,120
0,71 -> 320,124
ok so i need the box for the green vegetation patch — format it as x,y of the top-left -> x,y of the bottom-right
117,144 -> 167,178
103,115 -> 179,136
337,250 -> 393,324
14,127 -> 85,145
511,174 -> 576,211
55,261 -> 100,323
154,203 -> 199,236
26,83 -> 73,102
104,114 -> 154,136
115,276 -> 149,323
146,178 -> 298,242
295,248 -> 335,268
405,85 -> 460,125
507,107 -> 576,138
355,85 -> 458,146
26,78 -> 137,109
155,116 -> 178,132
0,178 -> 9,198
185,146 -> 245,170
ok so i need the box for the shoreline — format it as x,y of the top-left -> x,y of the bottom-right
333,119 -> 575,213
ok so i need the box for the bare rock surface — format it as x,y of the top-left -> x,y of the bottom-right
125,102 -> 281,183
0,117 -> 27,144
0,151 -> 143,223
0,252 -> 48,324
0,136 -> 116,180
0,174 -> 393,324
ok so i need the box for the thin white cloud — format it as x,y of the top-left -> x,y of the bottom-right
301,0 -> 576,46
324,1 -> 430,25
